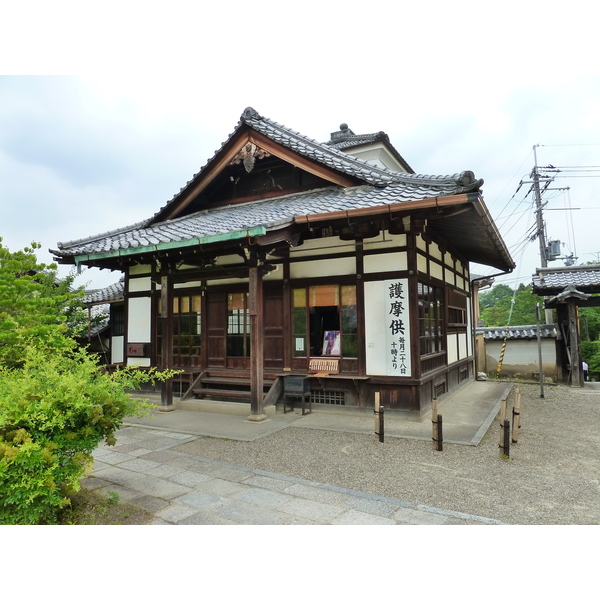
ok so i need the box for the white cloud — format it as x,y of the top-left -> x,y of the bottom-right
1,2 -> 599,291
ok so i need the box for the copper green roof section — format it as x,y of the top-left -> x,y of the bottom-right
73,226 -> 267,266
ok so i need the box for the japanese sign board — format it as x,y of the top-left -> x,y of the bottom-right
385,279 -> 411,376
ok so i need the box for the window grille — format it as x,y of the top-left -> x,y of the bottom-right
310,390 -> 346,406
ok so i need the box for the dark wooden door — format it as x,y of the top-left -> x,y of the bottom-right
206,291 -> 226,368
264,288 -> 284,370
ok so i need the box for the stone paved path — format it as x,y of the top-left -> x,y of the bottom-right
86,426 -> 506,525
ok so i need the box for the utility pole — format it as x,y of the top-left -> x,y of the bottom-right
532,145 -> 553,324
532,145 -> 548,269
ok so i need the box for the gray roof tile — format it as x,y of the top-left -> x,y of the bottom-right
84,280 -> 124,304
53,108 -> 491,261
476,325 -> 557,340
532,266 -> 600,293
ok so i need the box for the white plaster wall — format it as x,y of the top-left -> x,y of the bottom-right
364,280 -> 387,375
111,336 -> 124,364
128,357 -> 151,367
129,277 -> 152,292
291,256 -> 355,279
458,332 -> 468,360
365,232 -> 407,251
485,339 -> 556,378
128,296 -> 151,343
129,264 -> 152,275
364,251 -> 407,274
447,333 -> 458,364
430,261 -> 443,281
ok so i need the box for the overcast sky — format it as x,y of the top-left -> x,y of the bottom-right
2,1 -> 599,292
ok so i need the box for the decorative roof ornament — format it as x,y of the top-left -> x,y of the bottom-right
230,142 -> 271,173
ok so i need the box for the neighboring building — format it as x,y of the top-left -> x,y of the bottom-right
476,324 -> 558,381
81,280 -> 124,365
532,265 -> 600,386
51,107 -> 514,418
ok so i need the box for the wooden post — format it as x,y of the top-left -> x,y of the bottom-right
160,266 -> 174,411
536,303 -> 545,398
248,263 -> 265,421
512,387 -> 521,443
568,301 -> 583,387
374,392 -> 384,443
499,398 -> 507,458
503,419 -> 510,458
431,397 -> 438,451
437,415 -> 443,452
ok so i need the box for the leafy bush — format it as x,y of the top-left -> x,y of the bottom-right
0,347 -> 169,524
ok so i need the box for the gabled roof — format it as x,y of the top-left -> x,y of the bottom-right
532,265 -> 600,295
51,108 -> 514,272
145,107 -> 478,224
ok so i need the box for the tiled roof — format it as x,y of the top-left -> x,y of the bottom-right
532,265 -> 600,294
52,107 -> 502,266
83,280 -> 124,304
141,107 -> 479,225
325,125 -> 414,172
477,325 -> 557,340
55,181 -> 481,258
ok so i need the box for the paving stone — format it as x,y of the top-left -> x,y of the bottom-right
208,466 -> 254,483
119,458 -> 163,472
392,507 -> 452,525
168,471 -> 213,487
343,495 -> 402,518
96,466 -> 147,486
282,483 -> 350,506
330,509 -> 396,525
167,456 -> 219,473
92,452 -> 133,466
155,504 -> 201,524
146,464 -> 185,479
242,474 -> 295,492
279,496 -> 346,523
125,475 -> 192,500
177,511 -> 238,525
197,478 -> 250,497
213,500 -> 295,525
130,494 -> 170,513
177,490 -> 229,510
230,487 -> 294,510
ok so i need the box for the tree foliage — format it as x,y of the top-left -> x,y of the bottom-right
0,240 -> 87,367
0,239 -> 173,524
479,283 -> 541,327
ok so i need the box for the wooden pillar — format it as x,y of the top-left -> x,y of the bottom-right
568,301 -> 583,387
248,262 -> 266,421
160,265 -> 175,410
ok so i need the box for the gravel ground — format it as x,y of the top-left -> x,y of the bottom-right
175,383 -> 600,525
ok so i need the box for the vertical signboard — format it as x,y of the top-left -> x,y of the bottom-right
386,279 -> 411,376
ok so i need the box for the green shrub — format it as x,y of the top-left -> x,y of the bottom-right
0,347 -> 170,524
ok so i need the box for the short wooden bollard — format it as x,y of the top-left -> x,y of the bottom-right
503,419 -> 510,458
512,388 -> 521,443
432,398 -> 442,451
374,392 -> 384,443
